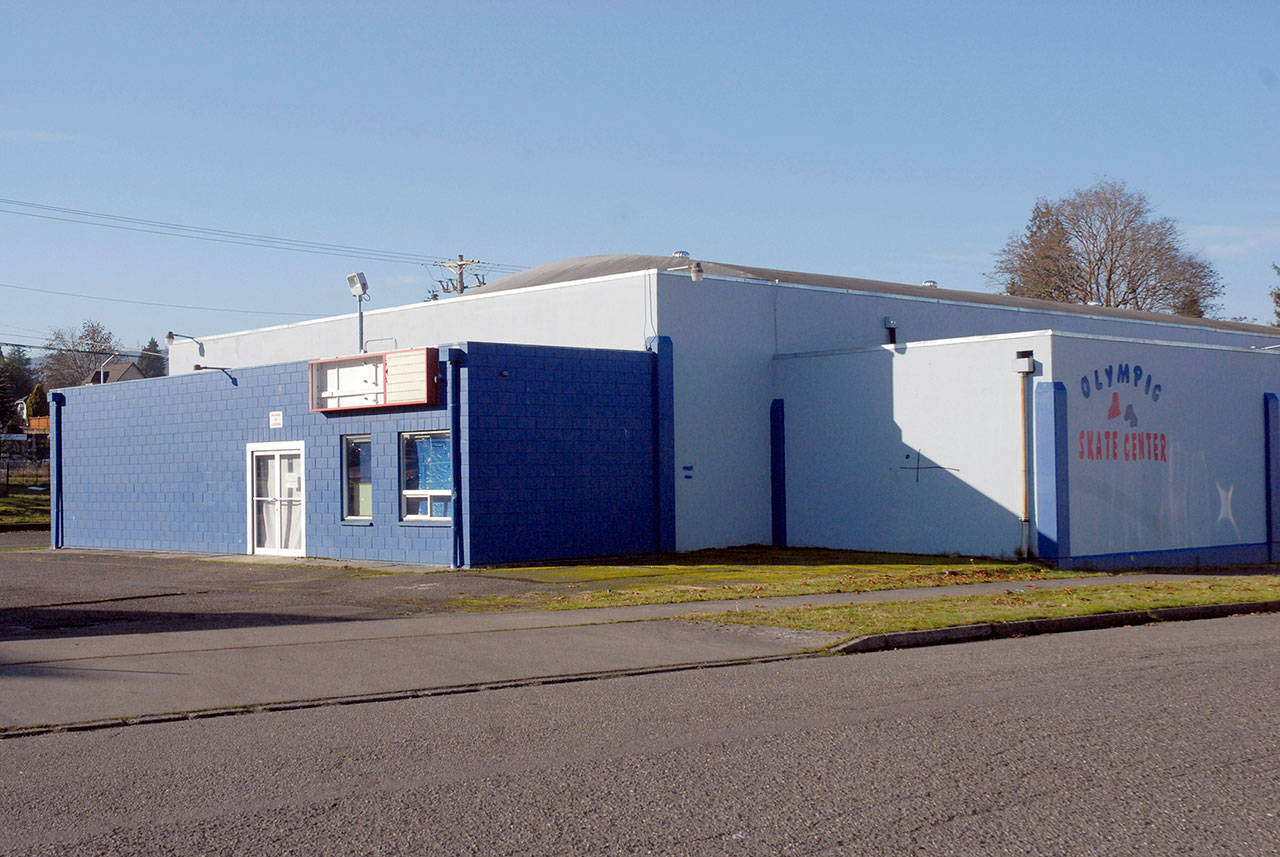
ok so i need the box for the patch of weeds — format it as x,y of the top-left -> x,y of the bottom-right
692,576 -> 1280,637
452,550 -> 1100,611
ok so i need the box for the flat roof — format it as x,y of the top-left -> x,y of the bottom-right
479,253 -> 1278,337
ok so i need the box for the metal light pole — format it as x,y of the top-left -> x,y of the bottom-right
347,273 -> 369,352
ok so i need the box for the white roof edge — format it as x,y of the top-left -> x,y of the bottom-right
654,270 -> 1280,341
775,328 -> 1280,362
774,330 -> 1056,361
191,270 -> 654,343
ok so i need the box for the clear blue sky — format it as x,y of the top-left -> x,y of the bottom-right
3,1 -> 1278,356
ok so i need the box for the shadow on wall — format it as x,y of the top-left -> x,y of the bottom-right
778,345 -> 1030,559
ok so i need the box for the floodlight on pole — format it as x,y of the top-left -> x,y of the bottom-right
348,273 -> 370,352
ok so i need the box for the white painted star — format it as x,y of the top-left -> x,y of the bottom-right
1216,482 -> 1236,527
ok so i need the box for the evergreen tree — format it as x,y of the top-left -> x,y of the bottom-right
0,346 -> 36,432
1271,263 -> 1280,327
137,337 -> 167,378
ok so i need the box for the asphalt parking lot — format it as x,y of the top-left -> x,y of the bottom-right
0,541 -> 534,640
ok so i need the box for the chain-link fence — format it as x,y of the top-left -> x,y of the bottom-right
1,457 -> 49,497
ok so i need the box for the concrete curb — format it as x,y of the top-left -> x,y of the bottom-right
831,599 -> 1280,654
0,651 -> 818,741
6,599 -> 1278,741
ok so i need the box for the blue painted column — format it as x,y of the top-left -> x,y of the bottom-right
1265,393 -> 1280,562
1033,381 -> 1070,562
448,346 -> 467,568
48,391 -> 65,549
647,336 -> 675,553
770,398 -> 787,547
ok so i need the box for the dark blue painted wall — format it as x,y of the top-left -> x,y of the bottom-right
51,357 -> 454,564
460,342 -> 659,566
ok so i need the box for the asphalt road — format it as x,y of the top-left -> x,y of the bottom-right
3,614 -> 1277,856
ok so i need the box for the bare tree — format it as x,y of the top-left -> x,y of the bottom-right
991,180 -> 1223,317
39,320 -> 123,389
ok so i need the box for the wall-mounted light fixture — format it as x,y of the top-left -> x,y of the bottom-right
883,316 -> 897,346
193,364 -> 238,385
165,331 -> 205,357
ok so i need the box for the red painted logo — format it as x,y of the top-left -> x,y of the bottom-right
1078,362 -> 1168,463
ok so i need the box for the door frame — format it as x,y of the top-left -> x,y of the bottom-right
245,440 -> 306,557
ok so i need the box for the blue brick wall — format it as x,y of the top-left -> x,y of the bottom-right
51,341 -> 664,567
460,342 -> 658,565
51,359 -> 453,564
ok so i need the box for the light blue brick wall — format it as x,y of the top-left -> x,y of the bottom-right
460,342 -> 658,566
51,360 -> 453,564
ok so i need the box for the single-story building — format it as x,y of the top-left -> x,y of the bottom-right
49,253 -> 1280,568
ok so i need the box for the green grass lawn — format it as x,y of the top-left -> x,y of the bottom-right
453,547 -> 1100,611
0,488 -> 49,525
695,576 -> 1280,638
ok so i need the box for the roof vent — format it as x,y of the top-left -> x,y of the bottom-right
921,279 -> 938,288
671,250 -> 690,258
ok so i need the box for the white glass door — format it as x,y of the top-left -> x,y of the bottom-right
247,442 -> 305,556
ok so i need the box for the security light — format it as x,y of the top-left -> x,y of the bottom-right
347,272 -> 368,297
166,331 -> 204,356
347,273 -> 370,352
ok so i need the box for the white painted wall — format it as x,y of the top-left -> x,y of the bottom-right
169,264 -> 1280,558
651,271 -> 1280,554
1054,333 -> 1280,558
169,273 -> 657,372
771,282 -> 1279,355
776,332 -> 1053,557
654,273 -> 778,550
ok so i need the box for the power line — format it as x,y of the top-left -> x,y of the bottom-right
0,321 -> 59,338
0,197 -> 529,273
0,340 -> 153,358
0,280 -> 317,317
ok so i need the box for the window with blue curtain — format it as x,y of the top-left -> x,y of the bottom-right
400,432 -> 451,519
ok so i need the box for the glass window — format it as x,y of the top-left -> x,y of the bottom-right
342,435 -> 372,519
400,431 -> 451,520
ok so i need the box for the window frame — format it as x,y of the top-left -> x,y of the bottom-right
399,430 -> 452,522
341,434 -> 373,521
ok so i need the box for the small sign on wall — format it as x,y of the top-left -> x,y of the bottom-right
269,411 -> 283,429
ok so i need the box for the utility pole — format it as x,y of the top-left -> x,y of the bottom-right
435,254 -> 487,296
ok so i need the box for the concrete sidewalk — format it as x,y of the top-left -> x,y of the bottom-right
0,570 -> 1203,734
